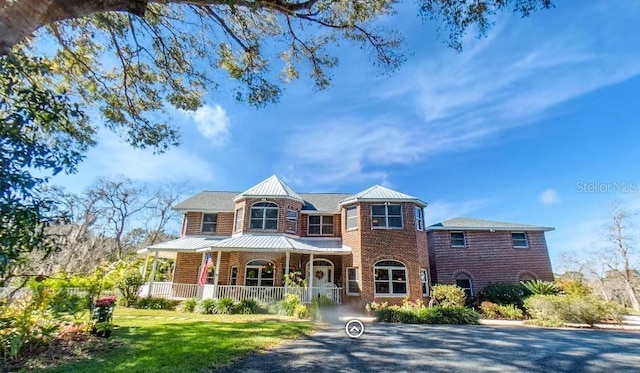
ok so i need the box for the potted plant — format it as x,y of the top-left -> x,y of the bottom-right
93,321 -> 114,338
91,296 -> 116,338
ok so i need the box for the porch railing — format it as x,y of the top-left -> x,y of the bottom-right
142,283 -> 342,304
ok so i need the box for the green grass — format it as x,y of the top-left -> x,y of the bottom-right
43,307 -> 314,372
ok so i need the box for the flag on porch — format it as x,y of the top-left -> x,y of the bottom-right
198,252 -> 213,286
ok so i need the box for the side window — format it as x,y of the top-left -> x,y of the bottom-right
347,267 -> 360,295
345,206 -> 358,230
234,208 -> 244,232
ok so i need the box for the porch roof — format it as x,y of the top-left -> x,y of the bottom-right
199,235 -> 352,255
138,236 -> 225,258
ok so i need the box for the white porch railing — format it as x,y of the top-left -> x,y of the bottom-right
142,283 -> 342,304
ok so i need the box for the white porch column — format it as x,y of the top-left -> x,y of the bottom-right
284,251 -> 290,292
148,250 -> 159,296
308,253 -> 314,303
141,252 -> 150,277
213,251 -> 222,299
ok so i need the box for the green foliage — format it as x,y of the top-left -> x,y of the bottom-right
0,295 -> 66,363
237,299 -> 260,315
134,297 -> 179,311
0,52 -> 91,285
555,278 -> 590,297
107,262 -> 145,307
367,301 -> 480,324
430,284 -> 466,307
480,301 -> 524,320
524,295 -> 626,327
199,299 -> 217,315
521,280 -> 559,295
292,304 -> 310,319
181,298 -> 198,313
479,283 -> 530,308
274,294 -> 302,316
214,297 -> 236,315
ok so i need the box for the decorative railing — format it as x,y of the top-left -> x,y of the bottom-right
142,283 -> 342,304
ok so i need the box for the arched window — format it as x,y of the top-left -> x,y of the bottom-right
245,260 -> 275,286
455,274 -> 473,299
250,202 -> 279,230
374,260 -> 407,296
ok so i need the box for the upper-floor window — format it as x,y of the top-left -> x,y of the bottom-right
234,208 -> 244,232
451,232 -> 466,247
371,204 -> 403,229
345,206 -> 358,230
201,213 -> 217,233
415,207 -> 424,231
286,209 -> 298,233
308,215 -> 334,235
512,232 -> 529,248
250,202 -> 278,230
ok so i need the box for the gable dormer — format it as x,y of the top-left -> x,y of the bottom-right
232,175 -> 304,235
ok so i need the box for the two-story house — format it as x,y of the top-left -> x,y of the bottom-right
139,175 -> 554,306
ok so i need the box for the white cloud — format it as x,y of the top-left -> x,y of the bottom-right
284,4 -> 640,186
539,189 -> 561,205
182,104 -> 230,145
424,198 -> 496,225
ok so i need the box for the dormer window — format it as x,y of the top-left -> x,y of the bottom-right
371,204 -> 403,229
201,213 -> 217,233
250,202 -> 279,230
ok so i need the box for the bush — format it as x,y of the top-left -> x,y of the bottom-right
237,299 -> 260,314
199,299 -> 217,314
555,278 -> 590,297
292,304 -> 310,319
524,295 -> 626,327
430,284 -> 466,307
367,300 -> 480,324
480,301 -> 524,320
479,283 -> 530,308
274,294 -> 301,316
215,297 -> 237,314
134,297 -> 179,310
115,270 -> 145,307
521,280 -> 559,295
181,298 -> 198,313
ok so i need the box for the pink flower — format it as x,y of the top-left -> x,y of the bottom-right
95,296 -> 117,307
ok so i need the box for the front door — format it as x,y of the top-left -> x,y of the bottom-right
311,265 -> 331,287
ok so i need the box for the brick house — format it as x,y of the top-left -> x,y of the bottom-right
139,176 -> 554,305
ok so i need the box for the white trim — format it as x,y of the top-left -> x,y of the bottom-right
229,266 -> 238,285
286,209 -> 299,234
249,202 -> 279,231
415,207 -> 424,231
346,267 -> 360,295
420,268 -> 429,296
201,212 -> 218,233
234,208 -> 244,233
306,258 -> 335,284
345,205 -> 358,230
373,260 -> 408,297
244,259 -> 276,287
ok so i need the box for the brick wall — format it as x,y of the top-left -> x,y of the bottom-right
174,252 -> 203,284
427,230 -> 554,295
233,198 -> 304,235
300,213 -> 342,237
182,211 -> 234,236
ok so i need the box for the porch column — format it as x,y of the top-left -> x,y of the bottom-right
141,252 -> 150,277
284,251 -> 290,292
213,251 -> 222,299
148,250 -> 159,296
308,253 -> 314,303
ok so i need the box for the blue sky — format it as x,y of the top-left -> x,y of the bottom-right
51,0 -> 640,271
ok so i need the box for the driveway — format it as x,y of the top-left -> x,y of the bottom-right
217,322 -> 640,372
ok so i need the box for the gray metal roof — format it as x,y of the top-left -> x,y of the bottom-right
198,235 -> 351,254
427,217 -> 554,232
138,236 -> 226,258
234,175 -> 303,202
339,185 -> 427,207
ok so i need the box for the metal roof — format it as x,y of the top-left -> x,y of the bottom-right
234,175 -> 303,202
339,185 -> 427,207
427,217 -> 554,232
199,235 -> 351,254
138,236 -> 226,258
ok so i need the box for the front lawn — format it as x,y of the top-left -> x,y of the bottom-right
43,307 -> 314,372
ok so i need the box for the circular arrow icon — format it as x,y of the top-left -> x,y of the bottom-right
345,319 -> 365,338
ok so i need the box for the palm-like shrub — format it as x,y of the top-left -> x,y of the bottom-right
521,280 -> 559,295
430,284 -> 466,307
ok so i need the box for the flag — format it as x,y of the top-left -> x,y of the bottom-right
198,252 -> 213,286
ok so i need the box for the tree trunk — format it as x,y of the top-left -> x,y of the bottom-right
0,0 -> 147,54
624,279 -> 640,311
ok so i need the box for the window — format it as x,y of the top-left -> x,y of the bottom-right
308,215 -> 334,235
451,232 -> 466,247
245,260 -> 275,286
512,232 -> 529,248
420,269 -> 429,296
206,267 -> 216,284
286,209 -> 298,233
234,208 -> 244,232
347,267 -> 360,295
345,206 -> 358,230
415,207 -> 424,231
250,202 -> 278,230
374,260 -> 407,296
456,279 -> 473,299
201,213 -> 217,233
371,204 -> 403,229
229,266 -> 238,285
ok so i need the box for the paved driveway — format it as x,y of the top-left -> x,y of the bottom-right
217,322 -> 640,372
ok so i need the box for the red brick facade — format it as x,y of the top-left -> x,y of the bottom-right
427,230 -> 554,296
